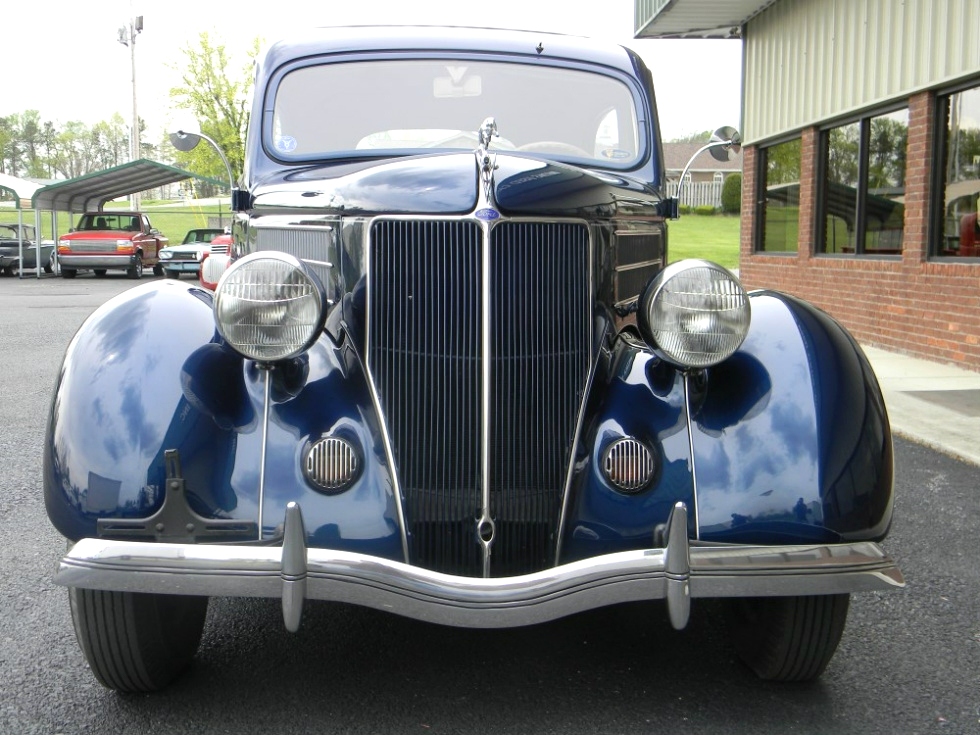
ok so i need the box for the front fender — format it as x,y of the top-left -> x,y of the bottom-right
43,280 -> 404,561
44,281 -> 221,540
692,291 -> 893,543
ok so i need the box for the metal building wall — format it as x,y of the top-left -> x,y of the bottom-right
743,0 -> 980,144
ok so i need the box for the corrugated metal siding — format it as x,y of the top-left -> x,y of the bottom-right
744,0 -> 980,143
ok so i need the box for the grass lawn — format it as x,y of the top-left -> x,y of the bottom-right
667,214 -> 741,271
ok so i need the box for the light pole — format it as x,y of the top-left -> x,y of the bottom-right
117,15 -> 143,209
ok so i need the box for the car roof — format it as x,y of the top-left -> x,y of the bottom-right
260,25 -> 641,77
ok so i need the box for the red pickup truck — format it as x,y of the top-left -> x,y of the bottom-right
57,211 -> 167,279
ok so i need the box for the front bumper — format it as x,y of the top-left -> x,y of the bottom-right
58,254 -> 135,269
54,502 -> 904,633
161,260 -> 201,272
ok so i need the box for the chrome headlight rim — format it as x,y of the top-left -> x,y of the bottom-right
213,251 -> 327,363
638,259 -> 750,369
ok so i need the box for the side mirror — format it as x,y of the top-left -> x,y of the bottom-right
664,126 -> 742,220
170,128 -> 246,212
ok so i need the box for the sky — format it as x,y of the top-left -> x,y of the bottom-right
3,0 -> 742,145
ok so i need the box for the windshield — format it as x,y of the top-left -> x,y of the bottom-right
270,59 -> 641,166
77,214 -> 141,231
0,224 -> 34,240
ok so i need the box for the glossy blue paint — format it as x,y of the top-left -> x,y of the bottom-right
560,341 -> 695,562
44,281 -> 403,560
692,292 -> 893,544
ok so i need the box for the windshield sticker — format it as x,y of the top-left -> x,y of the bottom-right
275,135 -> 298,153
601,148 -> 632,160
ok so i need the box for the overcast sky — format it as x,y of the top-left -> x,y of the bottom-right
4,0 -> 742,143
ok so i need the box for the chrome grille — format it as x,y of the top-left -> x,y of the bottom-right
368,219 -> 591,577
65,239 -> 116,252
256,227 -> 333,289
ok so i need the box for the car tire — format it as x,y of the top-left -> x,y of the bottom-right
69,588 -> 208,692
61,269 -> 77,279
128,254 -> 143,280
165,269 -> 180,279
93,269 -> 107,278
44,254 -> 54,274
152,264 -> 163,277
725,594 -> 849,681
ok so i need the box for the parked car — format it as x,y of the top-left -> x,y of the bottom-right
44,26 -> 903,693
56,211 -> 167,278
0,223 -> 55,275
159,227 -> 227,278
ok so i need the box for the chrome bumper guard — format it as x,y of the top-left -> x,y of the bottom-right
54,502 -> 904,633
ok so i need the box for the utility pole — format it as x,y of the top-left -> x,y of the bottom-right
117,14 -> 143,209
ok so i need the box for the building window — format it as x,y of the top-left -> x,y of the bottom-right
754,138 -> 801,253
818,109 -> 908,255
934,82 -> 980,257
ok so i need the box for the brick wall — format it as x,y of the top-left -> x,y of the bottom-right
739,91 -> 980,370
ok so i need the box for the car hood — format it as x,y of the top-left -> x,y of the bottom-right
249,152 -> 658,218
64,230 -> 134,239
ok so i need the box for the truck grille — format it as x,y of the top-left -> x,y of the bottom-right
368,219 -> 591,577
66,239 -> 115,252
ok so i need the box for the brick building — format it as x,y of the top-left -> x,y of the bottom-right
637,0 -> 980,369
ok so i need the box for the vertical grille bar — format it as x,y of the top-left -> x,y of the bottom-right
368,218 -> 591,577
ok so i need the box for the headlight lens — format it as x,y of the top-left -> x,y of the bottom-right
638,259 -> 750,368
159,250 -> 173,260
214,252 -> 326,362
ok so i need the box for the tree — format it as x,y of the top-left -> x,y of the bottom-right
169,32 -> 260,190
721,172 -> 742,214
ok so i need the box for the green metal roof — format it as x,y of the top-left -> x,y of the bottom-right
31,159 -> 225,213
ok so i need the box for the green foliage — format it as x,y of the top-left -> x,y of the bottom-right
694,204 -> 717,216
169,33 -> 260,192
668,214 -> 740,270
721,172 -> 742,214
0,111 -> 137,183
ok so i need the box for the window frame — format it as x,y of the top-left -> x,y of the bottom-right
753,134 -> 803,255
930,76 -> 980,260
815,104 -> 908,258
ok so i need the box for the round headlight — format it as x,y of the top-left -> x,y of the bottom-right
213,252 -> 326,362
638,260 -> 750,369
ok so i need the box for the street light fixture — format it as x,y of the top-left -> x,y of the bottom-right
118,15 -> 143,209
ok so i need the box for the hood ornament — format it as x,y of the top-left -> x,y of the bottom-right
476,117 -> 499,205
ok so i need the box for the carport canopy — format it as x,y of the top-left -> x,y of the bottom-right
0,172 -> 44,209
31,159 -> 225,213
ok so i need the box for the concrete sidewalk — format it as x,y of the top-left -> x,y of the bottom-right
862,345 -> 980,466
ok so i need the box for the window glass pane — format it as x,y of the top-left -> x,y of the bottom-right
939,85 -> 980,256
271,59 -> 640,167
757,138 -> 801,252
822,122 -> 860,253
864,109 -> 907,253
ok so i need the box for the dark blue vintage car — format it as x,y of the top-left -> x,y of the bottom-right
44,26 -> 903,692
